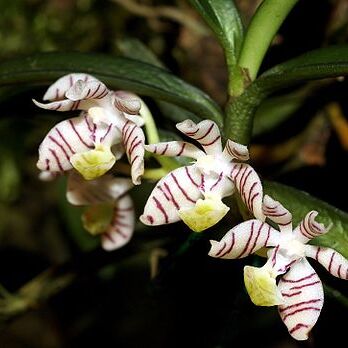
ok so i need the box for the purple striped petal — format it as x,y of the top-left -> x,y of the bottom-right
66,171 -> 133,206
140,165 -> 202,226
37,114 -> 94,173
65,79 -> 109,101
293,211 -> 331,243
263,195 -> 292,232
209,220 -> 279,259
176,119 -> 222,155
230,163 -> 265,221
101,194 -> 135,251
278,259 -> 323,341
305,245 -> 348,280
113,91 -> 142,115
222,140 -> 249,161
121,120 -> 145,185
145,141 -> 204,159
43,73 -> 96,101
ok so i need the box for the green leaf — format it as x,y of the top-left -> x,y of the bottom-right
264,181 -> 348,259
226,45 -> 348,144
0,52 -> 223,127
188,0 -> 244,68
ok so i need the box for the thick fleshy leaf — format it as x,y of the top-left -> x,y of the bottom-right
278,259 -> 324,341
293,211 -> 330,243
176,119 -> 222,155
144,141 -> 204,160
188,0 -> 244,67
37,114 -> 94,173
209,220 -> 279,259
263,195 -> 292,233
305,245 -> 348,280
121,120 -> 145,185
66,172 -> 133,206
230,163 -> 264,221
264,181 -> 348,259
0,53 -> 223,126
140,165 -> 202,226
101,194 -> 135,251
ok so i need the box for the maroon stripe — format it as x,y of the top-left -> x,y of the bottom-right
100,124 -> 112,143
146,215 -> 154,224
209,172 -> 223,192
131,155 -> 139,166
248,192 -> 259,212
271,245 -> 279,266
69,119 -> 93,149
158,185 -> 170,201
240,169 -> 252,197
264,225 -> 271,246
281,291 -> 302,298
250,222 -> 264,253
129,140 -> 142,156
124,125 -> 137,148
289,323 -> 309,335
215,241 -> 226,257
161,144 -> 169,155
237,221 -> 255,258
89,84 -> 100,98
282,272 -> 316,283
55,88 -> 59,100
177,143 -> 186,156
49,148 -> 64,171
338,264 -> 342,278
55,128 -> 75,154
328,251 -> 335,274
122,120 -> 130,134
69,75 -> 73,86
171,172 -> 196,203
129,135 -> 139,151
290,280 -> 321,291
195,123 -> 214,141
152,196 -> 169,223
201,135 -> 221,147
48,136 -> 70,161
279,299 -> 322,313
45,159 -> 50,170
185,167 -> 199,187
282,306 -> 321,321
163,182 -> 180,209
247,182 -> 257,210
221,233 -> 236,257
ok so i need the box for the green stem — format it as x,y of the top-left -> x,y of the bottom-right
238,0 -> 299,81
143,168 -> 170,181
140,99 -> 160,144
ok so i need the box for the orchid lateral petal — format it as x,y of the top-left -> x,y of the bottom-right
305,245 -> 348,280
293,211 -> 331,243
230,163 -> 265,221
209,220 -> 279,259
121,121 -> 145,185
37,113 -> 94,173
33,98 -> 78,112
144,141 -> 204,160
113,91 -> 142,115
43,73 -> 96,101
140,165 -> 202,226
124,114 -> 145,127
278,259 -> 323,341
176,119 -> 222,155
263,195 -> 292,233
66,171 -> 133,206
101,194 -> 135,251
222,140 -> 249,161
65,79 -> 109,101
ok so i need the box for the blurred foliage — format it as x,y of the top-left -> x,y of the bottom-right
0,0 -> 348,347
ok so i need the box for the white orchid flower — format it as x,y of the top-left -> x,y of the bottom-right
34,73 -> 145,184
140,119 -> 264,232
209,195 -> 348,341
66,171 -> 135,251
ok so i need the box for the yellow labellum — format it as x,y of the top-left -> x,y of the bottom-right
244,266 -> 284,306
178,194 -> 229,232
82,203 -> 114,236
70,145 -> 116,180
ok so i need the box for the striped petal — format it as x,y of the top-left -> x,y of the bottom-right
34,73 -> 109,112
121,120 -> 145,185
278,259 -> 324,341
113,91 -> 142,115
209,220 -> 279,259
305,245 -> 348,280
66,171 -> 133,206
140,165 -> 202,226
222,140 -> 249,161
293,211 -> 331,243
144,141 -> 204,159
263,195 -> 292,233
37,113 -> 94,173
230,163 -> 265,221
101,194 -> 135,251
176,119 -> 222,155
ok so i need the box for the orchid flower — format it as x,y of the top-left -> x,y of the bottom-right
140,119 -> 264,232
209,195 -> 348,340
34,73 -> 145,184
66,171 -> 135,251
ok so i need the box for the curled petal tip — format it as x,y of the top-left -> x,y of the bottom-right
208,240 -> 220,257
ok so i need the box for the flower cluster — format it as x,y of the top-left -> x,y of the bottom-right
35,74 -> 348,340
